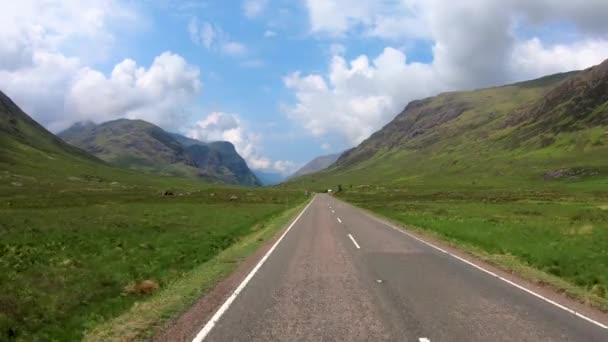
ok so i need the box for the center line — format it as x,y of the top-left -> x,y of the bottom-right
331,209 -> 335,214
337,217 -> 342,223
419,338 -> 430,342
348,234 -> 361,249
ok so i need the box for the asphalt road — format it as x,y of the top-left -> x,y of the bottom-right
196,194 -> 608,341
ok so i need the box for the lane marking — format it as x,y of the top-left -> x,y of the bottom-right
192,195 -> 317,341
419,338 -> 430,342
331,209 -> 335,214
364,210 -> 608,330
348,233 -> 361,249
337,217 -> 342,223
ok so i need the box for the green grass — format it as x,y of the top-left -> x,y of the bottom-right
0,187 -> 306,341
335,187 -> 608,310
0,136 -> 308,341
83,200 -> 308,341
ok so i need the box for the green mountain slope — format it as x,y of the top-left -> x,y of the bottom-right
59,120 -> 261,186
290,59 -> 608,190
0,91 -> 98,163
289,153 -> 341,179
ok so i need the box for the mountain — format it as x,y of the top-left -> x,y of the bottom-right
289,153 -> 341,179
288,59 -> 608,189
254,170 -> 285,186
0,90 -> 98,162
58,119 -> 261,186
171,133 -> 261,186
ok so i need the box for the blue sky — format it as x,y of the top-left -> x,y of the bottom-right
1,0 -> 608,175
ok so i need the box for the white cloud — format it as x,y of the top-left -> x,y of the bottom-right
321,143 -> 331,150
264,30 -> 277,38
189,19 -> 215,49
284,48 -> 439,145
188,112 -> 297,174
287,0 -> 608,146
65,52 -> 201,130
243,0 -> 269,18
511,38 -> 608,80
221,41 -> 248,56
0,1 -> 202,132
188,18 -> 247,56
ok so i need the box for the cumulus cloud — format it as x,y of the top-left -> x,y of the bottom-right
0,47 -> 201,132
243,0 -> 269,18
65,52 -> 201,130
287,0 -> 608,146
284,48 -> 439,145
188,112 -> 297,174
188,18 -> 248,56
511,38 -> 608,80
0,0 -> 197,133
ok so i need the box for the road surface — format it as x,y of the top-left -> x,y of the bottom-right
194,194 -> 608,341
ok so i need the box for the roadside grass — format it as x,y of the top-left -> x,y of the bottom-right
339,188 -> 608,311
0,159 -> 306,341
83,200 -> 308,341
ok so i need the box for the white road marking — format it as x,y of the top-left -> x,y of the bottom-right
348,234 -> 361,249
331,209 -> 335,214
337,217 -> 342,223
364,209 -> 608,330
192,196 -> 317,341
419,338 -> 430,342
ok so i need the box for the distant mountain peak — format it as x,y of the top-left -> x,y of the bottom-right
289,153 -> 342,179
58,119 -> 261,186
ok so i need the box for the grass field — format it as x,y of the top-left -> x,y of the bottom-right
0,137 -> 307,341
335,181 -> 608,310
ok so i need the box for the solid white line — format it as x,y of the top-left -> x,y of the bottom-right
192,195 -> 317,341
348,233 -> 361,249
337,217 -> 342,223
365,212 -> 608,330
419,338 -> 430,342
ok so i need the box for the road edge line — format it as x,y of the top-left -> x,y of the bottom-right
192,195 -> 317,341
358,203 -> 608,330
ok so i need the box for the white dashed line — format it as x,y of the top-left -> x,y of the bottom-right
419,338 -> 430,342
348,234 -> 361,249
365,211 -> 608,330
337,217 -> 342,223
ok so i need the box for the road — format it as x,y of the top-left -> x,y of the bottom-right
194,194 -> 608,341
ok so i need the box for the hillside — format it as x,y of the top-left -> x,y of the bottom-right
0,90 -> 98,163
289,59 -> 608,190
59,120 -> 261,186
289,153 -> 341,179
285,60 -> 608,312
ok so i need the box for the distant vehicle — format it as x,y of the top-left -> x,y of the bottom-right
327,189 -> 333,194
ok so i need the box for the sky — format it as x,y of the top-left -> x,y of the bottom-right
1,0 -> 608,175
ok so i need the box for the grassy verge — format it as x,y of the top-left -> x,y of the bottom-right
83,200 -> 308,341
338,188 -> 608,312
